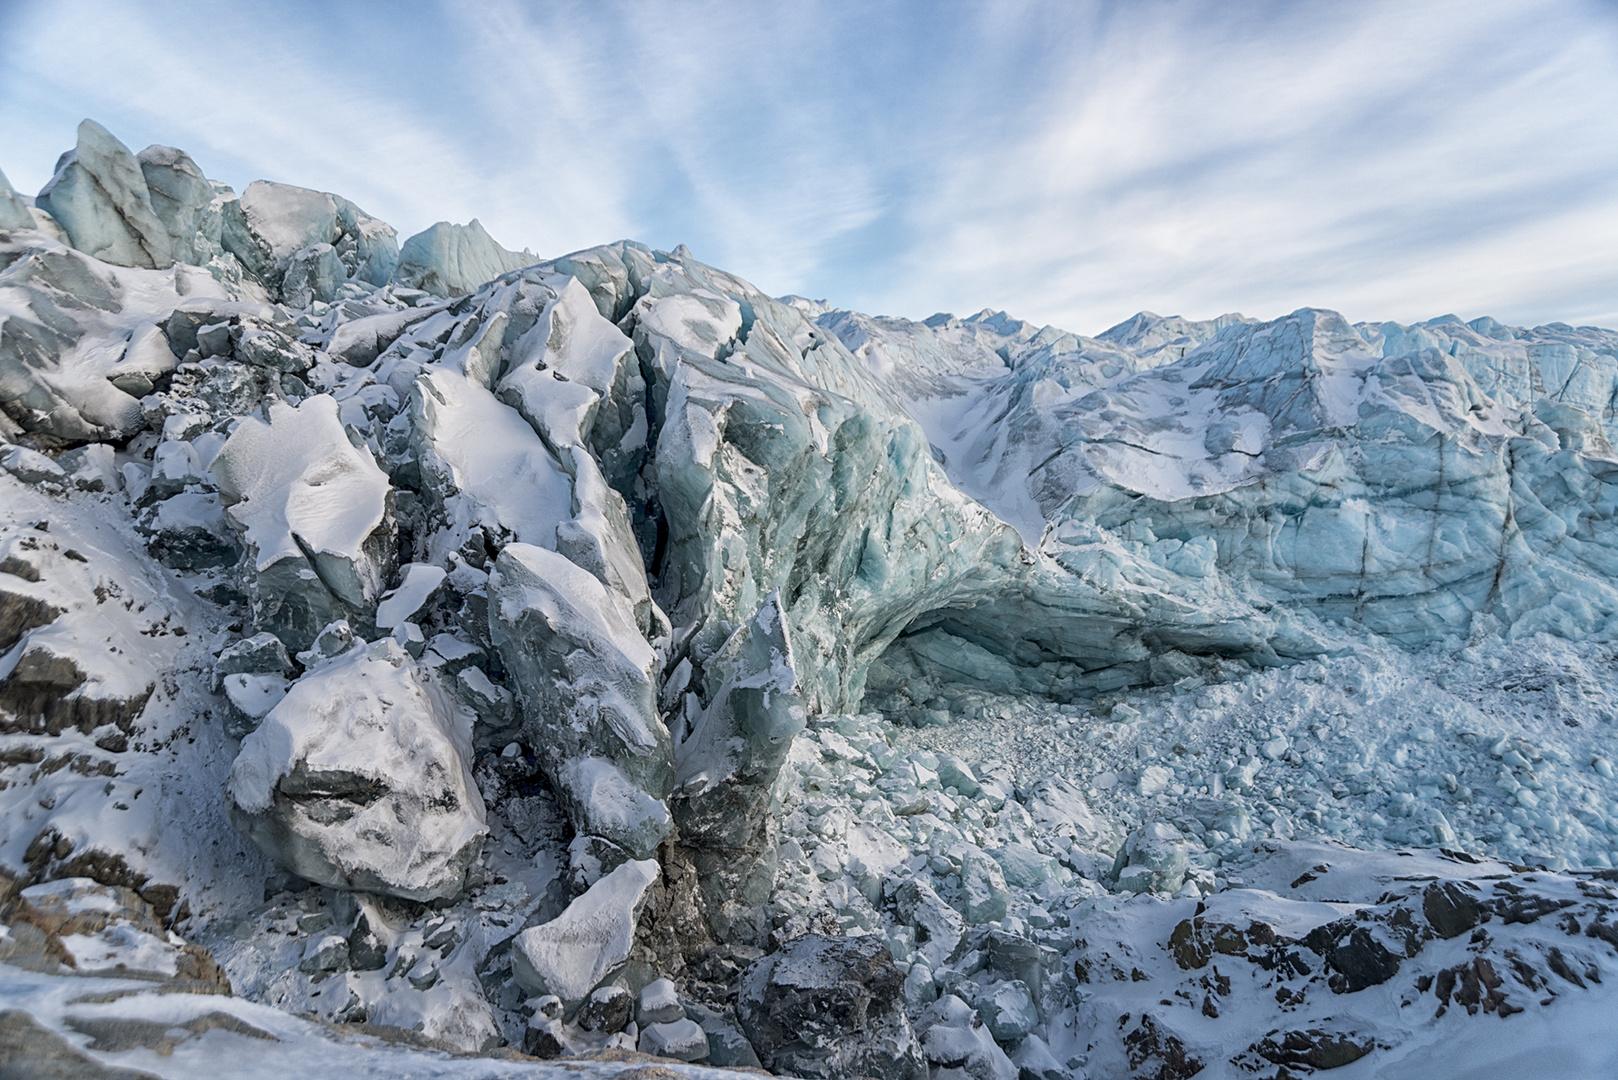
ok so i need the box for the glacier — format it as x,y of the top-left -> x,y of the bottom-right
0,120 -> 1616,1079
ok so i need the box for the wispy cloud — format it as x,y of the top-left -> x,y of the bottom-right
2,0 -> 1615,331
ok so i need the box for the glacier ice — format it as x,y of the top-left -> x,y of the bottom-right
222,179 -> 398,297
3,119 -> 1618,1075
0,167 -> 33,232
509,857 -> 659,1005
392,218 -> 534,298
211,395 -> 396,651
490,542 -> 672,860
36,119 -> 175,270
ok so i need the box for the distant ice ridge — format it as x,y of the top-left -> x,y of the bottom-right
825,301 -> 1618,702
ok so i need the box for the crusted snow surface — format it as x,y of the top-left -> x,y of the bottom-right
212,396 -> 392,584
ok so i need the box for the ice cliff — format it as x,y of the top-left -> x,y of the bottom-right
1,120 -> 1616,1078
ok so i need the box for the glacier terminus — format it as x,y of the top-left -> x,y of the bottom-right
0,120 -> 1616,1079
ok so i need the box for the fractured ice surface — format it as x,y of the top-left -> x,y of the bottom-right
3,122 -> 1618,1075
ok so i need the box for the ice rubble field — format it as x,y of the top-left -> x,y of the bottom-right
0,120 -> 1617,1078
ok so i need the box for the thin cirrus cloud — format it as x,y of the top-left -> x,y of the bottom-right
1,0 -> 1615,334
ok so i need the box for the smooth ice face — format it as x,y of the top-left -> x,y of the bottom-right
0,167 -> 33,232
36,120 -> 174,270
228,638 -> 486,901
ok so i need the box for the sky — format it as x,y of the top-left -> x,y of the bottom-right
2,0 -> 1617,334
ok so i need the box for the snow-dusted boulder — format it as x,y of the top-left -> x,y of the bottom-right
227,638 -> 486,901
489,543 -> 671,859
638,1018 -> 709,1061
391,219 -> 532,298
1114,821 -> 1192,894
738,934 -> 926,1080
509,857 -> 659,1006
211,395 -> 395,651
917,995 -> 1018,1080
35,120 -> 173,270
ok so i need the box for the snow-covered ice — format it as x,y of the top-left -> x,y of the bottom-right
2,121 -> 1617,1077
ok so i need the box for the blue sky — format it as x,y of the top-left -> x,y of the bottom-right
3,0 -> 1617,333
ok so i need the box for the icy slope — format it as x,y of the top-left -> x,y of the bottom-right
829,304 -> 1618,660
0,119 -> 1616,1077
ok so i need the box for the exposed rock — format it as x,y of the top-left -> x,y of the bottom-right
578,984 -> 633,1033
1235,1028 -> 1377,1072
1303,919 -> 1403,994
737,933 -> 926,1080
1423,880 -> 1483,939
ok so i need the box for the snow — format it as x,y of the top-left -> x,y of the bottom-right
374,563 -> 446,630
510,858 -> 660,1005
212,396 -> 391,588
0,963 -> 750,1080
412,367 -> 574,552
